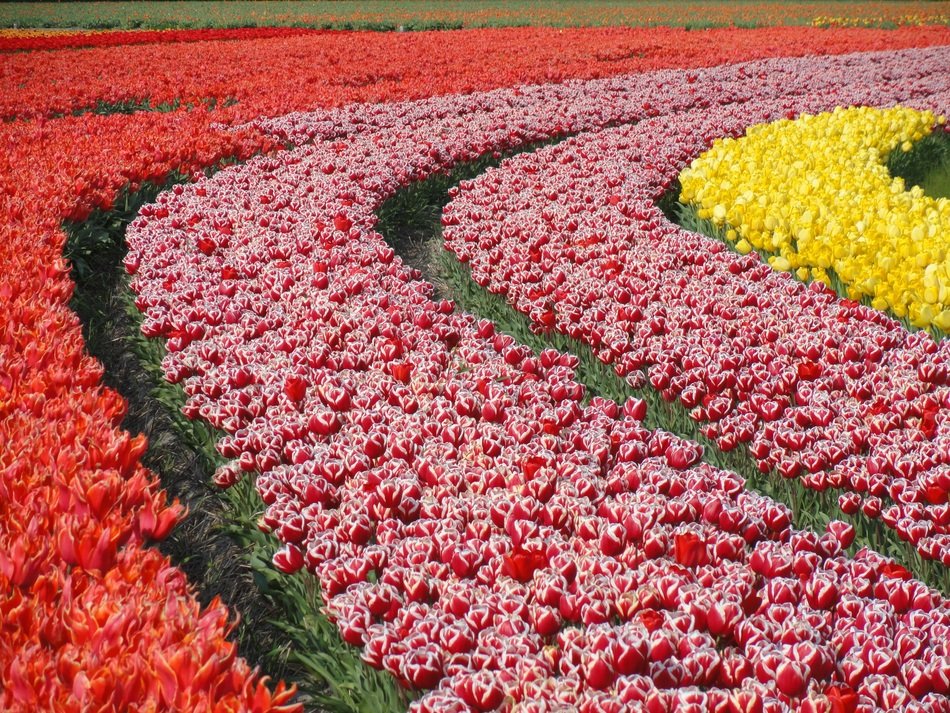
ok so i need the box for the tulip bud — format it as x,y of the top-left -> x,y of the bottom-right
273,544 -> 304,574
774,658 -> 808,697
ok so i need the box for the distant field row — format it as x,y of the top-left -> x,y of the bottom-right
4,0 -> 950,30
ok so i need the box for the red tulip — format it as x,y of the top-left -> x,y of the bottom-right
824,684 -> 859,713
283,374 -> 307,402
272,544 -> 304,574
674,532 -> 709,567
638,609 -> 665,633
501,547 -> 547,583
774,658 -> 808,697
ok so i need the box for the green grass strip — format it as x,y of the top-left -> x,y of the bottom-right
889,129 -> 950,201
3,96 -> 239,124
5,1 -> 949,31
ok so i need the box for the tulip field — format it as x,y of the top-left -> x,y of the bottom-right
3,16 -> 950,713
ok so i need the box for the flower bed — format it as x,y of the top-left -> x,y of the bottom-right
6,23 -> 950,712
0,113 -> 296,710
6,25 -> 950,121
0,26 -> 325,53
442,71 -> 950,582
678,105 -> 950,332
125,46 -> 950,710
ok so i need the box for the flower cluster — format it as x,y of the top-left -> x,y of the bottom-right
5,24 -> 950,121
679,105 -> 950,330
0,89 -> 289,713
443,55 -> 950,568
812,13 -> 950,28
127,46 -> 950,709
0,144 -> 302,711
2,547 -> 299,712
0,26 -> 319,53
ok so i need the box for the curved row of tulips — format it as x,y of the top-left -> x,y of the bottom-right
0,26 -> 323,53
442,68 -> 950,563
442,81 -> 950,574
126,47 -> 950,711
0,128 -> 300,710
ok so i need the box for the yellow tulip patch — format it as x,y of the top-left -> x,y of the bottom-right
679,106 -> 950,333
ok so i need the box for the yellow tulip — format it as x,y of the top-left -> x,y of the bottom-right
678,105 -> 948,333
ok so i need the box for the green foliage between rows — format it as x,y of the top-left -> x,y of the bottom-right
890,129 -> 950,201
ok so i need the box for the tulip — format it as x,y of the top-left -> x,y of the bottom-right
456,670 -> 506,711
775,658 -> 809,697
674,531 -> 709,567
272,544 -> 304,574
